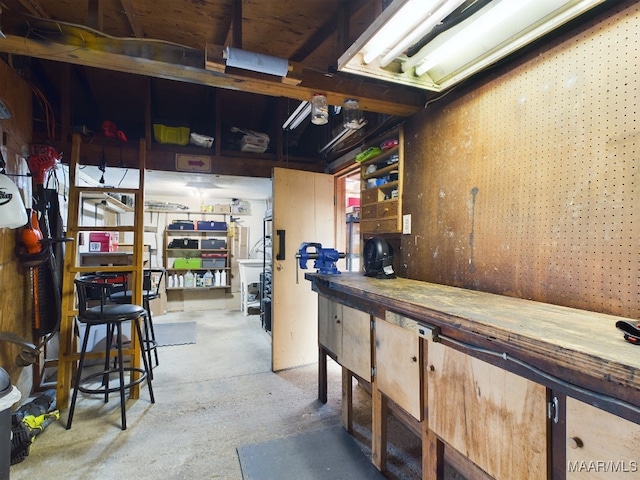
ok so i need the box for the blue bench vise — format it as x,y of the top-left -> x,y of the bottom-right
295,242 -> 345,282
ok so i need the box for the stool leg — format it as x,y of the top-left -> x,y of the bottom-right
135,315 -> 155,404
104,323 -> 115,404
116,321 -> 127,430
144,297 -> 159,369
66,324 -> 92,430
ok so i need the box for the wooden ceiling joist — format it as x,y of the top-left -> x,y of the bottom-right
0,32 -> 425,117
16,0 -> 49,18
119,0 -> 144,38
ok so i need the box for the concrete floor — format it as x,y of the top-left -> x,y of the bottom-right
10,309 -> 464,480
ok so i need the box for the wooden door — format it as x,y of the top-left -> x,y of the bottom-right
271,167 -> 334,371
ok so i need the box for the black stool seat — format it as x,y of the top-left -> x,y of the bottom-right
66,275 -> 155,431
81,303 -> 147,322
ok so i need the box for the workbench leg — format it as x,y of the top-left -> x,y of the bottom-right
422,425 -> 444,480
341,367 -> 353,433
318,346 -> 327,403
371,382 -> 388,472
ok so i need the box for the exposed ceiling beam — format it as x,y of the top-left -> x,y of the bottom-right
119,0 -> 144,38
291,0 -> 370,65
0,31 -> 425,117
232,0 -> 242,48
87,0 -> 103,32
16,0 -> 49,18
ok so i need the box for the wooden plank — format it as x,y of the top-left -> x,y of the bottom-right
566,397 -> 640,479
428,342 -> 548,480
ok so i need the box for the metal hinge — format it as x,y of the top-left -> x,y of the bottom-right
547,396 -> 559,424
371,366 -> 376,378
370,319 -> 375,330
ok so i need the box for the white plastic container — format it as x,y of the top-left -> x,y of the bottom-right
204,270 -> 214,287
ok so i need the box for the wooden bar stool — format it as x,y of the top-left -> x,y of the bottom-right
66,275 -> 155,431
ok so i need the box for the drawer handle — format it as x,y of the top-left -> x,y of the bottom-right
568,437 -> 584,449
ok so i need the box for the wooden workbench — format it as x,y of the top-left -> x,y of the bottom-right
306,273 -> 640,480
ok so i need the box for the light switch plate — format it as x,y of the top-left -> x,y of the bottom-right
402,214 -> 411,234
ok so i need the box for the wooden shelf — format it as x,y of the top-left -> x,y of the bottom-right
82,192 -> 134,213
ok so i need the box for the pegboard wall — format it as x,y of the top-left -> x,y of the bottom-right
401,2 -> 640,319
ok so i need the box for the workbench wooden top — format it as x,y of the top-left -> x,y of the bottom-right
306,273 -> 640,417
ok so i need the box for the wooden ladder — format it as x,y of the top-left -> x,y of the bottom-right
57,133 -> 146,408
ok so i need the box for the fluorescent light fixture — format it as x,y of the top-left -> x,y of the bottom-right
338,0 -> 607,92
224,47 -> 289,77
319,118 -> 367,154
282,101 -> 311,130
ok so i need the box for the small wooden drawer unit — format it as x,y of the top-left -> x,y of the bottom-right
359,126 -> 404,234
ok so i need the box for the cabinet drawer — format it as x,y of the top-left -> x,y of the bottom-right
377,200 -> 398,219
361,189 -> 378,205
361,218 -> 399,234
361,204 -> 377,219
566,397 -> 640,479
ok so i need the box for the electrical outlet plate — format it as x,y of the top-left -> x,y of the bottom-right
402,214 -> 411,234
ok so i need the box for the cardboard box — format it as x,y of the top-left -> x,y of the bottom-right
240,135 -> 268,153
88,232 -> 118,252
214,204 -> 231,214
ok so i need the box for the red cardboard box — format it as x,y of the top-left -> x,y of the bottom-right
88,232 -> 118,252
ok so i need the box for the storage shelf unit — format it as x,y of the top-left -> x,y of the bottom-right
359,126 -> 404,235
164,226 -> 231,290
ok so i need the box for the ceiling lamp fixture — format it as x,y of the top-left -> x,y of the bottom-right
310,94 -> 329,125
282,101 -> 311,130
343,99 -> 363,130
338,0 -> 607,92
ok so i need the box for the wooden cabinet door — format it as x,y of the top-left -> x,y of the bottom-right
340,305 -> 371,381
566,397 -> 640,478
318,295 -> 342,358
428,342 -> 548,480
374,317 -> 422,420
271,168 -> 335,371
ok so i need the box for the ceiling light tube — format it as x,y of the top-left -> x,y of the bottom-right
379,0 -> 466,68
319,118 -> 367,154
411,0 -> 538,76
362,0 -> 443,64
282,101 -> 311,130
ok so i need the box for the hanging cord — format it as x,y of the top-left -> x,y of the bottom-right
29,84 -> 56,141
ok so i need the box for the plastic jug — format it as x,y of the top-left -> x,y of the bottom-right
184,270 -> 195,288
220,269 -> 227,286
204,270 -> 214,287
215,270 -> 222,286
